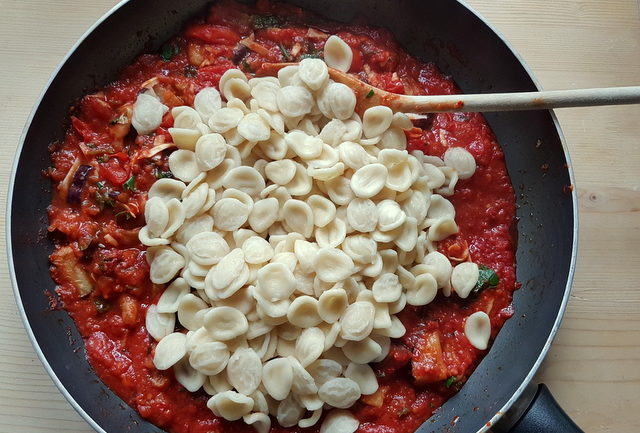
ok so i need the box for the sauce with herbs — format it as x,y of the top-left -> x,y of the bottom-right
48,1 -> 517,432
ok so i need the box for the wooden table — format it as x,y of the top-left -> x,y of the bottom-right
0,0 -> 638,431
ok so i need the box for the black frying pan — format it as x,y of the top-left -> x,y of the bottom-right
7,0 -> 580,432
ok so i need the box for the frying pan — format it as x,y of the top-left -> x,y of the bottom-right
7,0 -> 580,432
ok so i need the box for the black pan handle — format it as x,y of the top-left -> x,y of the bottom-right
509,384 -> 584,433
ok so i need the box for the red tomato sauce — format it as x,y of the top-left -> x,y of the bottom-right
47,1 -> 517,433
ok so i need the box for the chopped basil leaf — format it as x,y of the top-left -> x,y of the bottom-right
86,142 -> 97,149
160,42 -> 180,61
123,175 -> 136,191
183,65 -> 198,78
251,15 -> 282,29
473,265 -> 500,293
445,376 -> 457,388
154,168 -> 173,179
299,53 -> 322,60
115,210 -> 134,220
240,60 -> 252,72
95,192 -> 115,210
96,155 -> 109,163
94,297 -> 110,313
109,114 -> 128,125
366,89 -> 375,98
278,43 -> 291,61
397,407 -> 410,417
95,181 -> 105,190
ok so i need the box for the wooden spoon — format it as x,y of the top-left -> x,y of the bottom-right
257,62 -> 640,114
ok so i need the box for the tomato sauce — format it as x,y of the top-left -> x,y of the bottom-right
47,1 -> 517,432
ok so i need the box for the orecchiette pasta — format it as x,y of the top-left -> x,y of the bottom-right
140,35 -> 487,433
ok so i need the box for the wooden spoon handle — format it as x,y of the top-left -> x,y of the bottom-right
391,86 -> 640,113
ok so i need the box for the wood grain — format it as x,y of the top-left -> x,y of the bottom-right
0,0 -> 638,432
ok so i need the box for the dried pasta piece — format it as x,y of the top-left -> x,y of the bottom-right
204,248 -> 249,299
341,337 -> 382,364
212,198 -> 250,231
153,332 -> 187,370
262,357 -> 293,400
406,273 -> 438,306
320,409 -> 359,433
340,301 -> 375,341
222,166 -> 265,198
298,408 -> 323,429
149,246 -> 185,284
377,199 -> 406,232
350,163 -> 388,198
276,85 -> 314,118
265,159 -> 296,185
318,288 -> 348,324
243,413 -> 271,433
282,199 -> 314,238
193,87 -> 222,121
242,236 -> 274,264
203,306 -> 249,341
186,231 -> 229,266
148,178 -> 186,202
344,363 -> 378,395
323,35 -> 353,73
314,247 -> 355,283
428,217 -> 458,241
189,341 -> 229,375
295,327 -> 325,367
169,149 -> 201,182
174,357 -> 206,392
132,93 -> 168,135
251,80 -> 280,112
371,273 -> 403,303
207,390 -> 254,421
226,347 -> 263,395
256,262 -> 296,302
145,196 -> 169,238
145,304 -> 175,341
326,82 -> 357,120
315,218 -> 347,248
248,197 -> 279,233
362,106 -> 393,138
306,194 -> 337,228
464,311 -> 491,350
177,293 -> 208,331
444,147 -> 476,180
346,198 -> 378,232
157,277 -> 190,313
318,377 -> 361,409
287,296 -> 322,328
277,393 -> 306,427
451,262 -> 480,299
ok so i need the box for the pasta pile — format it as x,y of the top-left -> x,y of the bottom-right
135,36 -> 490,433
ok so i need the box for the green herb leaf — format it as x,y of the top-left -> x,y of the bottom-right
95,192 -> 115,210
183,65 -> 198,78
445,376 -> 457,388
115,210 -> 134,220
109,114 -> 128,125
96,181 -> 105,190
154,168 -> 173,179
299,53 -> 322,60
251,15 -> 282,29
96,155 -> 110,163
93,297 -> 110,314
473,265 -> 500,293
278,43 -> 291,61
240,60 -> 252,72
160,42 -> 180,62
366,89 -> 375,98
397,407 -> 410,417
123,175 -> 136,191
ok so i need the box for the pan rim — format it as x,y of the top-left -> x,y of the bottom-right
6,1 -> 579,433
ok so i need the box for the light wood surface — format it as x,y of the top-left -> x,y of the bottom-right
0,0 -> 638,432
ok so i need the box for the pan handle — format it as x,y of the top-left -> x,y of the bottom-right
509,384 -> 584,433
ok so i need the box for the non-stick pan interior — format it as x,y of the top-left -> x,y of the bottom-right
9,1 -> 576,432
